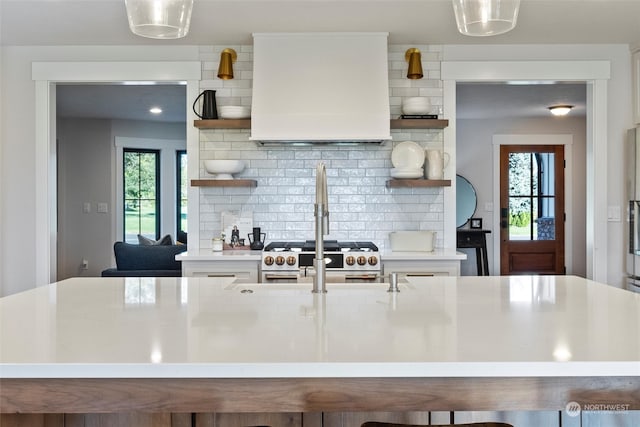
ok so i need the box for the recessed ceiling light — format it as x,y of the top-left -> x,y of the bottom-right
149,107 -> 163,114
548,105 -> 573,116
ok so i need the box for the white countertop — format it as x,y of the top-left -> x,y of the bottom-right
177,249 -> 263,261
1,276 -> 638,379
380,249 -> 467,260
176,248 -> 466,261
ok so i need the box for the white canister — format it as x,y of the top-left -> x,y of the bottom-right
212,238 -> 223,252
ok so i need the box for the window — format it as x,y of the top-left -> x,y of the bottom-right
177,150 -> 188,237
123,149 -> 160,243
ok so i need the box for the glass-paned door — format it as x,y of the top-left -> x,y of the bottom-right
500,145 -> 565,275
123,149 -> 160,243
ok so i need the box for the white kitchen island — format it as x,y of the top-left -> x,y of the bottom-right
1,275 -> 638,425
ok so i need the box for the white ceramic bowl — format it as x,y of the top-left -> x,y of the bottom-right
204,160 -> 245,179
219,105 -> 251,119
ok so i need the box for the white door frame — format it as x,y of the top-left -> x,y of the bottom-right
442,60 -> 610,282
492,135 -> 573,275
32,61 -> 201,285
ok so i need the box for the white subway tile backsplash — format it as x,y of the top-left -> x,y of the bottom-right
197,43 -> 445,249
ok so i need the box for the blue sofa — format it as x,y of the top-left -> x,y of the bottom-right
101,241 -> 187,277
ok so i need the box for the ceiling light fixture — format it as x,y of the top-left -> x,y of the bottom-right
217,48 -> 237,80
452,0 -> 520,37
405,48 -> 424,80
548,105 -> 573,116
149,107 -> 163,114
125,0 -> 194,39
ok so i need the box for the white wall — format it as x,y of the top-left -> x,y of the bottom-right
457,116 -> 587,277
444,44 -> 632,287
56,117 -> 186,280
0,46 -> 199,296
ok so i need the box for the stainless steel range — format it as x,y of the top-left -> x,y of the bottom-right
261,240 -> 381,283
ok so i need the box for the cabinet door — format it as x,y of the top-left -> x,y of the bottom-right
182,261 -> 259,283
634,50 -> 640,125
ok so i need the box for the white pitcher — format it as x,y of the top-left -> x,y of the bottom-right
426,150 -> 450,180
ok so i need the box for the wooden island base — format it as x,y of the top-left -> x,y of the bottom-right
2,377 -> 638,426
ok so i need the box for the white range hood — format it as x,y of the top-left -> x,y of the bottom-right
251,32 -> 391,144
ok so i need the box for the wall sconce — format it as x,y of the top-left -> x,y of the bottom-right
548,105 -> 573,116
452,0 -> 520,37
125,0 -> 193,39
217,48 -> 238,80
405,48 -> 424,80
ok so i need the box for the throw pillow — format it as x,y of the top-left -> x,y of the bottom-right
138,234 -> 173,246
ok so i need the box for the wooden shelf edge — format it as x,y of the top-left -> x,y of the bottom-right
191,179 -> 257,187
386,179 -> 451,188
194,119 -> 251,129
195,119 -> 448,130
390,119 -> 449,129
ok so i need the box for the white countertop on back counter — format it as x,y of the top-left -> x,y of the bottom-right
380,249 -> 467,260
176,249 -> 263,261
1,275 -> 638,379
175,248 -> 466,261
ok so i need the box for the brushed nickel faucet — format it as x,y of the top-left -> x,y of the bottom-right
313,162 -> 329,293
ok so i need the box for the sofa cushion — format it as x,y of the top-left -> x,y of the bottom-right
113,242 -> 187,271
138,234 -> 173,245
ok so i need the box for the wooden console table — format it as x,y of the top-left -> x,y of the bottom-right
456,229 -> 491,276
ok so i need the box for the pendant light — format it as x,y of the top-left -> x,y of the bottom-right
452,0 -> 520,37
125,0 -> 194,39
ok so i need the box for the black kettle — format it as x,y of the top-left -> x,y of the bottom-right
193,90 -> 218,119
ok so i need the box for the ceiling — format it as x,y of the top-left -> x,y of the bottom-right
11,1 -> 611,123
2,0 -> 640,46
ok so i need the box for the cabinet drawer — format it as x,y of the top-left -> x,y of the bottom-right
456,231 -> 486,247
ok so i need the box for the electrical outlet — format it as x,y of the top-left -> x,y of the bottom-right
81,259 -> 89,270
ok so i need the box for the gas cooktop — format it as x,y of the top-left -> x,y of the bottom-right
264,240 -> 378,252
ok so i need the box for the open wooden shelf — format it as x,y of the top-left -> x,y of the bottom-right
194,119 -> 251,129
194,119 -> 449,130
386,179 -> 451,188
390,119 -> 449,129
191,179 -> 257,188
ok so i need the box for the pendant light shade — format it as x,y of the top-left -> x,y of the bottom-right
452,0 -> 520,37
125,0 -> 194,39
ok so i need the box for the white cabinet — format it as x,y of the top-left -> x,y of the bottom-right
179,251 -> 261,284
382,259 -> 461,280
633,46 -> 640,125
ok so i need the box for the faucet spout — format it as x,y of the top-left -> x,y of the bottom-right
313,162 -> 329,293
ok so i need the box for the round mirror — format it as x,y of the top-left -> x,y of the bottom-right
456,175 -> 477,228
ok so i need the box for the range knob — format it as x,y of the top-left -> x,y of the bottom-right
286,256 -> 297,266
357,256 -> 367,266
346,255 -> 356,266
264,256 -> 274,266
275,256 -> 285,266
368,256 -> 378,266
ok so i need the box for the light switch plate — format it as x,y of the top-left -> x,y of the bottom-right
484,202 -> 493,212
607,205 -> 621,222
83,202 -> 91,214
97,203 -> 108,214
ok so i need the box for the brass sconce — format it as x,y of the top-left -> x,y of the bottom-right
217,48 -> 237,80
405,48 -> 424,80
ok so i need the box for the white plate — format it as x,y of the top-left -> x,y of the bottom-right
391,141 -> 425,169
390,169 -> 423,179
